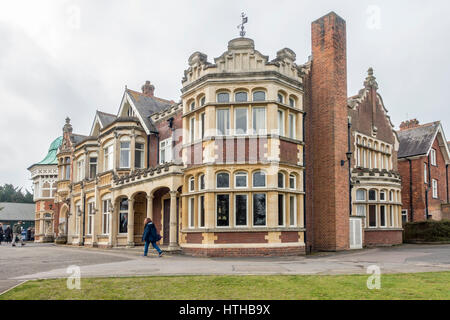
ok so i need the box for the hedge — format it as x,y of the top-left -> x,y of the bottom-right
404,220 -> 450,242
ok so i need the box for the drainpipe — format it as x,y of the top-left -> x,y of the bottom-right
302,112 -> 307,251
347,120 -> 353,216
408,158 -> 414,222
81,192 -> 86,246
446,164 -> 449,203
426,154 -> 431,220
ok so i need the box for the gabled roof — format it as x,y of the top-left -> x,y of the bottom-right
0,203 -> 35,221
28,136 -> 63,170
397,121 -> 450,161
89,111 -> 117,136
118,89 -> 174,134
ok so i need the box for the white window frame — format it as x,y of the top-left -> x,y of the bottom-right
432,179 -> 438,199
278,194 -> 285,227
188,197 -> 195,229
77,159 -> 85,182
102,197 -> 111,235
252,107 -> 266,135
87,200 -> 95,235
234,107 -> 248,135
160,138 -> 172,164
390,206 -> 395,228
402,209 -> 409,224
199,174 -> 205,191
216,193 -> 230,228
216,172 -> 230,189
288,113 -> 296,139
356,189 -> 366,202
216,108 -> 230,136
424,163 -> 428,184
252,171 -> 266,188
380,205 -> 387,228
380,190 -> 386,202
104,144 -> 114,171
119,140 -> 131,168
190,117 -> 196,143
189,176 -> 195,192
278,110 -> 285,136
135,142 -> 145,169
234,194 -> 249,228
198,195 -> 205,228
289,195 -> 297,227
278,172 -> 285,189
368,205 -> 378,229
252,193 -> 267,227
75,203 -> 81,235
289,174 -> 296,190
200,112 -> 205,139
430,149 -> 437,166
234,172 -> 248,189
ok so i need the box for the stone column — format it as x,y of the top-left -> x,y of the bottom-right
130,132 -> 136,171
127,198 -> 135,247
109,198 -> 118,247
147,195 -> 153,219
169,191 -> 179,250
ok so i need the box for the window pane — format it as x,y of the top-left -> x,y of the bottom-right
199,196 -> 205,228
278,110 -> 284,136
217,173 -> 230,188
253,91 -> 265,102
200,175 -> 205,190
189,198 -> 195,228
189,178 -> 195,191
289,114 -> 296,139
119,212 -> 128,233
217,109 -> 230,135
356,190 -> 366,201
380,206 -> 386,227
278,194 -> 284,226
356,205 -> 366,216
217,93 -> 229,103
253,108 -> 266,134
380,192 -> 386,201
217,195 -> 229,227
290,175 -> 296,189
235,108 -> 247,134
277,94 -> 284,103
278,173 -> 284,188
253,171 -> 266,187
235,195 -> 247,226
120,142 -> 130,168
200,113 -> 205,138
253,194 -> 266,226
235,173 -> 247,188
369,205 -> 377,227
290,196 -> 296,226
369,190 -> 377,201
235,92 -> 248,102
289,98 -> 295,107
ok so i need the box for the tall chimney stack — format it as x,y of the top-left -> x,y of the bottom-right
142,81 -> 155,97
305,12 -> 350,251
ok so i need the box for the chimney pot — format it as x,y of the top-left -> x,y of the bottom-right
400,119 -> 420,130
142,81 -> 155,97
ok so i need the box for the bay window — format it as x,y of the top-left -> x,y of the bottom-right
89,157 -> 97,179
135,143 -> 145,169
216,194 -> 230,227
160,138 -> 172,164
235,108 -> 248,135
217,108 -> 230,136
235,194 -> 248,227
252,107 -> 266,135
253,193 -> 266,226
120,141 -> 131,168
104,145 -> 114,171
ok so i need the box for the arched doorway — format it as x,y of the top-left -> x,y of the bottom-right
151,187 -> 172,246
132,192 -> 147,246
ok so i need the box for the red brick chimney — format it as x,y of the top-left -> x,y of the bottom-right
399,119 -> 420,131
305,12 -> 350,251
142,81 -> 155,97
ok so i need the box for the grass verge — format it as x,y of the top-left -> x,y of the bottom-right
1,272 -> 449,300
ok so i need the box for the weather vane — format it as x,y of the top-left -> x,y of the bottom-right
237,12 -> 248,37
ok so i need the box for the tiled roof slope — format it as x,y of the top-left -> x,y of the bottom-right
397,122 -> 440,158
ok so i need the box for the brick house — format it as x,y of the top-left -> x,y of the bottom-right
397,120 -> 450,222
30,11 -> 408,256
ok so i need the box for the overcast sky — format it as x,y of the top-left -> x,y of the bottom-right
1,0 -> 449,190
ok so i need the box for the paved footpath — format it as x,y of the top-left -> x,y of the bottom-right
1,243 -> 449,293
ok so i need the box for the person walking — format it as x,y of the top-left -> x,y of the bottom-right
142,218 -> 163,257
12,221 -> 25,247
5,226 -> 12,244
0,223 -> 4,245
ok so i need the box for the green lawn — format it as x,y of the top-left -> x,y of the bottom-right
1,272 -> 449,300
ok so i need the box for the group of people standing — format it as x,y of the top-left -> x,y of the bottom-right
0,221 -> 29,246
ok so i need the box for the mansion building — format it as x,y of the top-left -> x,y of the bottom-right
29,12 -> 407,256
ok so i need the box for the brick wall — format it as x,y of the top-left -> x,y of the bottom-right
399,137 -> 449,222
364,229 -> 403,246
305,12 -> 350,251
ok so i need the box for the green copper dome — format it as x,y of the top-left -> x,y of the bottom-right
36,136 -> 63,165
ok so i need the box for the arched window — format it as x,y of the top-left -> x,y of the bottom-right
277,93 -> 284,104
289,174 -> 296,189
199,174 -> 205,190
369,190 -> 377,201
253,171 -> 266,188
189,176 -> 195,192
119,199 -> 128,234
217,92 -> 230,103
234,172 -> 248,188
278,172 -> 285,188
356,189 -> 366,201
190,101 -> 196,111
235,92 -> 248,102
200,96 -> 206,106
253,91 -> 266,102
380,190 -> 387,201
216,172 -> 230,189
289,97 -> 296,108
389,190 -> 394,202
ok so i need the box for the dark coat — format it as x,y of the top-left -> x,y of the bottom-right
142,222 -> 161,243
5,227 -> 12,241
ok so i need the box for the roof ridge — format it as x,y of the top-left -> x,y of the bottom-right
97,110 -> 117,117
126,88 -> 174,104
